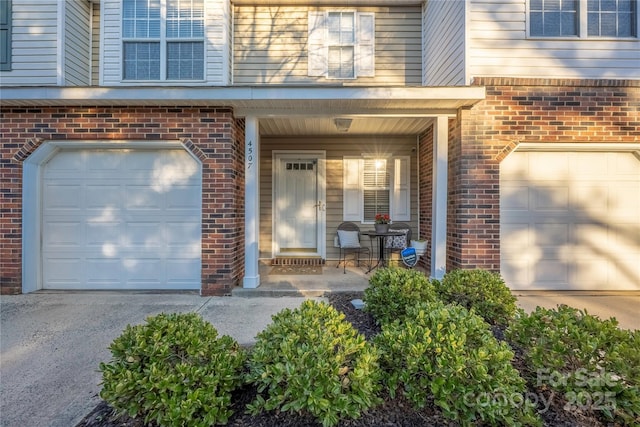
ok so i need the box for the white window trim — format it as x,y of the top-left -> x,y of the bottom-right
526,0 -> 639,39
343,155 -> 410,223
121,0 -> 206,82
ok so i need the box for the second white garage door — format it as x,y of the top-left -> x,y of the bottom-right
501,149 -> 640,291
42,149 -> 201,290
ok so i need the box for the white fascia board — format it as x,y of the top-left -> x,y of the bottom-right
0,86 -> 486,109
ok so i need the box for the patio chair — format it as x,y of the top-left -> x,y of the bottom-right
385,223 -> 412,266
336,222 -> 371,273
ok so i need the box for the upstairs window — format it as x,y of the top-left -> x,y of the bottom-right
588,0 -> 637,37
529,0 -> 637,37
530,0 -> 578,36
308,11 -> 375,79
122,0 -> 204,81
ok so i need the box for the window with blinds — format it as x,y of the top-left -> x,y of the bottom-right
529,0 -> 637,38
343,156 -> 410,223
363,158 -> 390,222
123,0 -> 204,81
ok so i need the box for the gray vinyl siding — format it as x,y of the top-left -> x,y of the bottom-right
0,0 -> 58,85
259,136 -> 418,260
101,0 -> 229,86
468,0 -> 640,80
422,0 -> 466,86
234,5 -> 422,86
64,0 -> 90,86
91,1 -> 99,85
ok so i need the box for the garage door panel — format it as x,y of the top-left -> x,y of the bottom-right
86,185 -> 121,209
166,259 -> 201,281
125,222 -> 163,248
43,222 -> 83,248
569,152 -> 606,176
501,150 -> 640,290
86,220 -> 121,241
44,258 -> 83,285
609,183 -> 640,217
533,187 -> 569,211
610,255 -> 640,289
125,185 -> 164,210
613,152 -> 640,174
42,149 -> 201,290
166,185 -> 202,209
124,258 -> 164,283
534,259 -> 569,285
501,184 -> 530,211
530,152 -> 569,178
89,151 -> 122,170
571,183 -> 609,214
533,223 -> 568,247
572,258 -> 610,288
44,184 -> 83,210
86,258 -> 121,283
610,222 -> 640,252
501,223 -> 530,250
47,150 -> 86,171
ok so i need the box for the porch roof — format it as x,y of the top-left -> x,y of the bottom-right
0,85 -> 485,135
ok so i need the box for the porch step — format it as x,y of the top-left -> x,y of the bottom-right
270,257 -> 325,266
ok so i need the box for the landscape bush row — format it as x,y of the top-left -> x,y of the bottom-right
99,268 -> 639,427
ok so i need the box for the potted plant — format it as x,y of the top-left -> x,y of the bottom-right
374,213 -> 390,233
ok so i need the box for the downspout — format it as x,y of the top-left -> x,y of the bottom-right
415,134 -> 420,240
88,0 -> 93,86
56,0 -> 65,85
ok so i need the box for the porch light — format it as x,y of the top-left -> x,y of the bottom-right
334,118 -> 352,132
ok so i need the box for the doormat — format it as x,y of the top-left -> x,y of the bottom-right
270,265 -> 323,275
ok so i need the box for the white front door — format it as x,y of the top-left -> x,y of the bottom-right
274,152 -> 326,257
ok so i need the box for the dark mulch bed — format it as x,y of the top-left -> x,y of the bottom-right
77,293 -> 610,427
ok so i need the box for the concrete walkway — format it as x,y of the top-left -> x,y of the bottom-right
0,288 -> 637,427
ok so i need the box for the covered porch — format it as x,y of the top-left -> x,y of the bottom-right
240,86 -> 485,290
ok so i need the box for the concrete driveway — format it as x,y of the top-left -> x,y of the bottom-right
0,290 -> 637,427
0,292 -> 320,427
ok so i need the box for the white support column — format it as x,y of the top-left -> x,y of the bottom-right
431,115 -> 448,279
243,116 -> 260,288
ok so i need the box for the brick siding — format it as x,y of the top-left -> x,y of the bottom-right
444,78 -> 639,272
417,127 -> 433,271
0,106 -> 245,295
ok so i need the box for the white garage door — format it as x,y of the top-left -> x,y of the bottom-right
501,150 -> 640,290
42,149 -> 201,290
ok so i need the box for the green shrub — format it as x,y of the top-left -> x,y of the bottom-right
374,301 -> 541,427
99,312 -> 245,427
507,305 -> 640,425
363,267 -> 438,325
436,269 -> 517,325
245,300 -> 381,427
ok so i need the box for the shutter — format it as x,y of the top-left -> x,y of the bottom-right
343,157 -> 363,221
392,157 -> 410,221
0,0 -> 11,71
308,11 -> 327,77
356,12 -> 374,77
